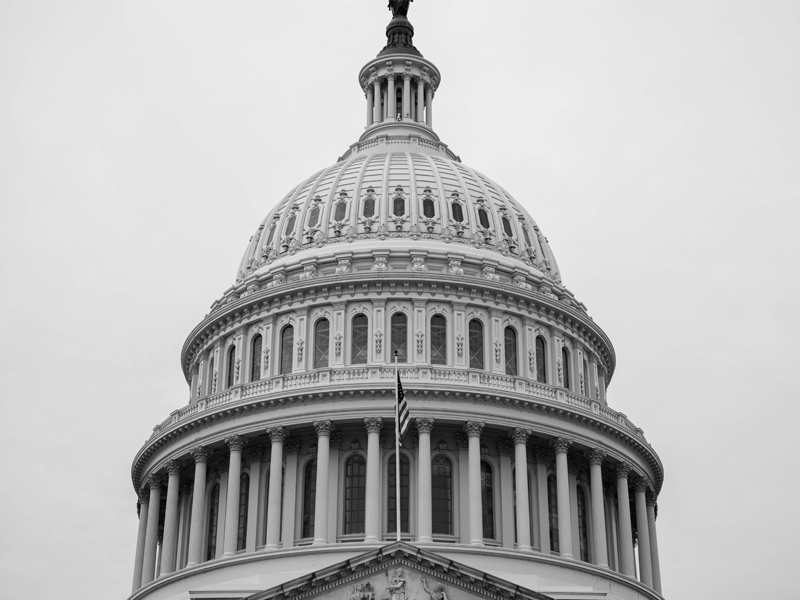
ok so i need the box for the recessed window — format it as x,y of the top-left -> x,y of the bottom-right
343,455 -> 367,534
363,196 -> 375,218
430,315 -> 447,365
478,208 -> 490,229
281,326 -> 294,375
251,334 -> 262,382
522,226 -> 532,247
536,336 -> 547,383
504,327 -> 517,376
237,473 -> 250,551
387,454 -> 410,534
226,345 -> 236,388
266,225 -> 276,246
285,215 -> 297,235
432,455 -> 453,535
422,197 -> 435,218
314,319 -> 330,369
577,486 -> 589,562
561,347 -> 571,390
548,474 -> 559,553
351,315 -> 369,364
307,207 -> 320,228
302,460 -> 317,539
393,196 -> 405,217
451,202 -> 464,223
208,356 -> 215,395
206,483 -> 220,561
469,319 -> 483,369
502,216 -> 514,238
334,201 -> 347,221
481,461 -> 495,539
391,313 -> 408,362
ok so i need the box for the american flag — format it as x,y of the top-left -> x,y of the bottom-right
396,371 -> 410,443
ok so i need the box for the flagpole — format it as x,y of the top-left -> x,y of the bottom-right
394,352 -> 401,542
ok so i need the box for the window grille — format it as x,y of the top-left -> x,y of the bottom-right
302,460 -> 317,539
391,313 -> 408,362
432,455 -> 453,535
469,319 -> 484,369
237,473 -> 249,551
251,334 -> 262,381
314,319 -> 329,368
548,475 -> 559,553
206,483 -> 220,560
481,461 -> 495,539
387,454 -> 410,534
351,315 -> 368,364
343,455 -> 367,534
430,315 -> 447,365
504,327 -> 517,376
281,326 -> 294,374
577,486 -> 589,561
536,336 -> 547,383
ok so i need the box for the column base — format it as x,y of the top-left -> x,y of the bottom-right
469,539 -> 485,547
416,536 -> 433,543
222,551 -> 236,558
364,536 -> 381,543
263,545 -> 279,552
312,539 -> 328,546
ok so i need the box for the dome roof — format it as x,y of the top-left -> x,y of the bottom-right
235,142 -> 562,285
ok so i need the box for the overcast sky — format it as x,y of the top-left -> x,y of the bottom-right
1,1 -> 798,598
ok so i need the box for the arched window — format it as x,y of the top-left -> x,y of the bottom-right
387,454 -> 410,534
430,315 -> 447,365
363,196 -> 375,218
547,475 -> 559,553
468,319 -> 484,369
334,200 -> 347,222
481,461 -> 495,539
422,197 -> 435,218
504,327 -> 517,376
208,356 -> 215,395
302,460 -> 317,539
307,206 -> 320,228
451,202 -> 464,223
393,196 -> 405,216
577,486 -> 589,561
561,347 -> 571,390
237,473 -> 250,551
432,455 -> 453,535
313,319 -> 330,369
251,334 -> 262,381
478,208 -> 490,229
226,345 -> 236,388
206,483 -> 220,561
285,214 -> 297,236
502,216 -> 514,237
351,315 -> 368,364
343,455 -> 367,534
536,336 -> 547,383
280,326 -> 294,375
391,313 -> 408,362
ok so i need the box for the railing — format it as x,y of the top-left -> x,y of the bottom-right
150,366 -> 644,443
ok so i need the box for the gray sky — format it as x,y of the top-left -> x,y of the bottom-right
1,1 -> 798,598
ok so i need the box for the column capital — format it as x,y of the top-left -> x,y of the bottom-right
225,434 -> 246,452
464,421 -> 484,438
247,446 -> 264,462
165,460 -> 181,476
588,448 -> 607,466
267,426 -> 286,443
314,420 -> 334,437
511,427 -> 532,445
190,445 -> 210,464
615,462 -> 631,479
285,437 -> 301,455
633,477 -> 650,493
532,446 -> 549,464
416,417 -> 435,434
550,436 -> 573,454
496,438 -> 512,456
146,475 -> 163,490
646,491 -> 658,507
364,417 -> 383,433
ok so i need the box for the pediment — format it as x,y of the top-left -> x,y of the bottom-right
246,543 -> 552,600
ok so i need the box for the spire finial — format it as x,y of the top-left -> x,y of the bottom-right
388,0 -> 413,18
380,0 -> 419,57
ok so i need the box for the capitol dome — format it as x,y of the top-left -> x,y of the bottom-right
129,5 -> 664,600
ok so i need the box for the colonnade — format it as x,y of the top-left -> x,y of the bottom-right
132,423 -> 661,596
365,76 -> 433,128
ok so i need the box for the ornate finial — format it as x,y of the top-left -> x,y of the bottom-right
388,0 -> 412,18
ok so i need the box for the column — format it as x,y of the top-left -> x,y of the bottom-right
327,433 -> 343,542
512,429 -> 532,551
615,463 -> 636,577
568,461 -> 580,557
646,492 -> 663,594
402,72 -> 411,120
425,86 -> 433,127
245,447 -> 263,552
366,86 -> 374,127
140,476 -> 162,586
416,418 -> 434,543
416,78 -> 425,123
465,421 -> 485,546
312,420 -> 333,545
160,460 -> 181,575
373,79 -> 382,125
364,417 -> 383,543
265,427 -> 285,550
387,73 -> 396,120
533,447 -> 550,553
186,446 -> 209,566
588,449 -> 609,568
606,482 -> 620,571
131,493 -> 149,592
456,432 -> 470,544
281,437 -> 300,549
634,479 -> 653,587
222,435 -> 245,557
497,439 -> 514,549
550,437 -> 574,558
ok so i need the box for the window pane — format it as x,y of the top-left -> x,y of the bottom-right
502,217 -> 514,237
478,209 -> 490,229
351,315 -> 368,364
393,196 -> 404,216
536,336 -> 547,383
206,484 -> 220,560
430,315 -> 446,365
363,197 -> 375,218
227,345 -> 236,388
334,201 -> 347,221
562,347 -> 571,390
391,313 -> 408,362
548,475 -> 559,553
307,207 -> 320,228
423,198 -> 435,218
314,319 -> 329,369
281,326 -> 294,375
237,474 -> 249,551
432,456 -> 452,535
251,335 -> 262,381
387,454 -> 410,533
344,455 -> 367,534
285,215 -> 296,235
577,486 -> 589,561
504,327 -> 517,376
303,460 -> 317,539
469,319 -> 483,369
481,462 -> 495,539
451,202 -> 464,223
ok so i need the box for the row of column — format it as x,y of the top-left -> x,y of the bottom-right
132,426 -> 661,595
366,76 -> 433,128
